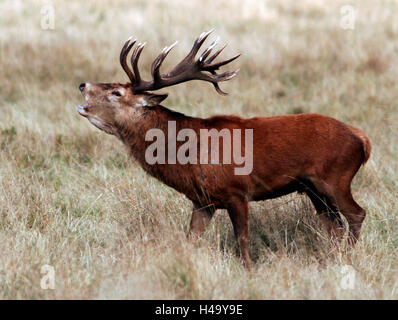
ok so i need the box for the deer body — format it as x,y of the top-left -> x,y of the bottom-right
77,31 -> 371,269
118,106 -> 369,206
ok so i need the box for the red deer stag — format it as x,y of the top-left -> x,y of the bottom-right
77,31 -> 371,269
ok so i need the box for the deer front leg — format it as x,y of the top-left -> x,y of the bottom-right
187,203 -> 215,240
226,196 -> 252,270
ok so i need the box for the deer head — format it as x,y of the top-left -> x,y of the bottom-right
77,30 -> 240,135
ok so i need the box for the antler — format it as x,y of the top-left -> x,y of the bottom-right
119,30 -> 240,95
120,37 -> 137,83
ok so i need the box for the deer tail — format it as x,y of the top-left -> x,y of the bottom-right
349,126 -> 371,165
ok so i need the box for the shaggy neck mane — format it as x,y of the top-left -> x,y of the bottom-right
114,105 -> 200,192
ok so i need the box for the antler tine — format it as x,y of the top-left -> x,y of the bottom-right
164,31 -> 214,79
185,29 -> 214,61
203,53 -> 241,72
209,69 -> 240,95
215,69 -> 240,81
120,37 -> 137,83
205,43 -> 227,65
199,36 -> 219,63
212,83 -> 228,96
150,41 -> 178,83
131,42 -> 146,85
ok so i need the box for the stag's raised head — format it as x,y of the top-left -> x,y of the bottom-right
77,30 -> 240,135
77,82 -> 167,135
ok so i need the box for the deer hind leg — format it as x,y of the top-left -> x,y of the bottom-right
305,188 -> 346,243
225,196 -> 252,270
333,188 -> 366,246
187,203 -> 215,240
307,176 -> 366,246
304,177 -> 346,242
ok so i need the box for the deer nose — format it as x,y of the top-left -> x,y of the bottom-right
79,83 -> 86,91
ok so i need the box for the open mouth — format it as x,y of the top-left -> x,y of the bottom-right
76,103 -> 89,116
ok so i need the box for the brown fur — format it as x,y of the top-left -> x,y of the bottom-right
78,82 -> 371,270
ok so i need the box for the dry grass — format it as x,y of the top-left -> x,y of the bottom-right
0,0 -> 397,299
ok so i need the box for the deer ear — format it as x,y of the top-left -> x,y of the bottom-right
137,93 -> 168,107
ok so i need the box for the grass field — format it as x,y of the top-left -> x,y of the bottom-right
0,0 -> 397,299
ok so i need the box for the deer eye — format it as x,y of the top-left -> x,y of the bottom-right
112,91 -> 122,97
